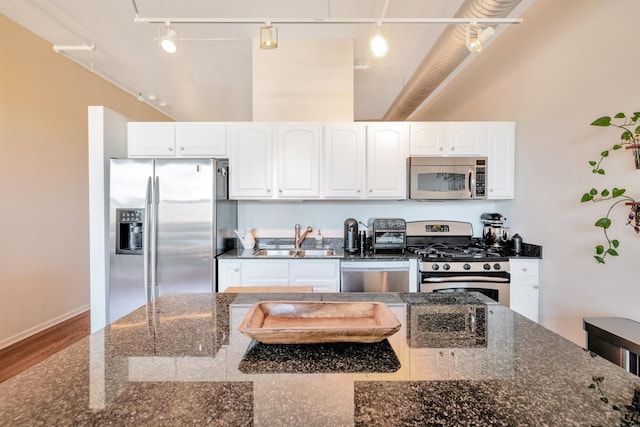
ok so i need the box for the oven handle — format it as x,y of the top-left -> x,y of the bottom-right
423,276 -> 510,283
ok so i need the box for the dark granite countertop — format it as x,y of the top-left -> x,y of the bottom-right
1,292 -> 637,426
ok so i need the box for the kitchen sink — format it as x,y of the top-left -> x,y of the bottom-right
252,248 -> 334,257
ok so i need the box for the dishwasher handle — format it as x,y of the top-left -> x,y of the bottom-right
341,261 -> 410,271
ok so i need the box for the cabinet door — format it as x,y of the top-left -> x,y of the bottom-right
176,123 -> 227,157
448,122 -> 486,155
240,260 -> 289,287
276,124 -> 321,198
323,124 -> 365,198
217,259 -> 241,292
409,123 -> 448,155
487,123 -> 515,199
290,260 -> 340,292
229,124 -> 273,199
127,122 -> 176,157
509,259 -> 540,322
365,124 -> 407,199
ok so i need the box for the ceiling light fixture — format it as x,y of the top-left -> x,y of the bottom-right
370,23 -> 388,58
160,22 -> 178,53
260,22 -> 278,49
466,22 -> 495,53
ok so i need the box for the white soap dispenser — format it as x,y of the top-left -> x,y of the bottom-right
315,229 -> 323,248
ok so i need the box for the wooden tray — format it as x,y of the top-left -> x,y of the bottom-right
239,301 -> 400,344
238,301 -> 401,344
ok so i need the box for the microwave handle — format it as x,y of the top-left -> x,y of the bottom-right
468,168 -> 475,198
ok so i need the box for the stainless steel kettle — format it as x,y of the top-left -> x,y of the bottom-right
343,218 -> 359,253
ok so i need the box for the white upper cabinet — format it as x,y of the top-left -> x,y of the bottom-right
127,122 -> 176,157
410,122 -> 486,156
128,122 -> 227,158
229,123 -> 273,199
175,123 -> 227,157
366,123 -> 408,199
276,124 -> 321,198
228,123 -> 321,199
323,124 -> 366,198
487,122 -> 515,199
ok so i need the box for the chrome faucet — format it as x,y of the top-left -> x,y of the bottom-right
294,224 -> 313,248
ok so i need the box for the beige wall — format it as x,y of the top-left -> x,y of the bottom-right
412,0 -> 640,345
0,15 -> 171,348
253,39 -> 354,121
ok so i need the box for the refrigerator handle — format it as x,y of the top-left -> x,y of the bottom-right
151,176 -> 160,294
143,177 -> 152,292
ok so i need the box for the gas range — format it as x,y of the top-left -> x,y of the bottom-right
406,221 -> 511,273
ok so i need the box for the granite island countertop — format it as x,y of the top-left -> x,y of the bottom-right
1,292 -> 638,426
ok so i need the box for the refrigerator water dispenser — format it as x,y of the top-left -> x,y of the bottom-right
115,208 -> 144,254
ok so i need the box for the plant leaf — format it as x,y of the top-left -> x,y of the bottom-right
613,144 -> 622,150
601,150 -> 609,157
612,188 -> 626,197
589,160 -> 597,166
612,240 -> 619,248
595,245 -> 604,254
614,112 -> 626,119
590,188 -> 598,196
591,116 -> 611,126
607,248 -> 619,256
595,218 -> 612,228
621,130 -> 632,141
581,193 -> 593,202
597,169 -> 605,175
594,256 -> 605,264
601,189 -> 610,197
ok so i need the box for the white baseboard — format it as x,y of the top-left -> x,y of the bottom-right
0,305 -> 90,350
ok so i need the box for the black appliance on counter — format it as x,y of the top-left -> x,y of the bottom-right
405,220 -> 511,306
367,217 -> 406,253
343,218 -> 359,253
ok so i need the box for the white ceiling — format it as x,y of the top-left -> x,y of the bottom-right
1,0 -> 528,121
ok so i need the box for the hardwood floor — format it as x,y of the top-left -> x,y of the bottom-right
0,311 -> 90,383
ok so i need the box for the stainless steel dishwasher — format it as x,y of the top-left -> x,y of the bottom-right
340,260 -> 412,292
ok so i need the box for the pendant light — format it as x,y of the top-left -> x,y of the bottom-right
370,23 -> 388,58
466,23 -> 494,53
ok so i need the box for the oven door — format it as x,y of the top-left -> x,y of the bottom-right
420,272 -> 510,307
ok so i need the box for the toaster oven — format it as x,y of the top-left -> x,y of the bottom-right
367,218 -> 406,252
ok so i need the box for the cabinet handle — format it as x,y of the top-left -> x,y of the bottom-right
180,146 -> 185,151
450,146 -> 455,151
234,268 -> 239,272
521,267 -> 528,272
279,189 -> 283,193
369,189 -> 373,193
533,285 -> 539,289
266,188 -> 271,193
438,146 -> 444,151
168,147 -> 173,151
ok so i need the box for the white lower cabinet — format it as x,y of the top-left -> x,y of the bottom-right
509,258 -> 540,322
217,259 -> 340,293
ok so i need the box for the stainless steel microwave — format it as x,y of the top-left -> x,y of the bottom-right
408,156 -> 487,200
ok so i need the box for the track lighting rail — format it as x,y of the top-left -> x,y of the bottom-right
133,15 -> 522,26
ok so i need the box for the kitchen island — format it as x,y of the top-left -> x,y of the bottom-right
1,292 -> 639,426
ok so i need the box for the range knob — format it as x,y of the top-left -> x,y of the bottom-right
443,263 -> 451,271
432,264 -> 440,271
483,263 -> 491,270
494,263 -> 502,270
463,263 -> 471,271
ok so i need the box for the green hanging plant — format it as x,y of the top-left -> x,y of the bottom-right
581,112 -> 640,264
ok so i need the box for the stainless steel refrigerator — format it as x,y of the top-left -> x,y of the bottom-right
108,158 -> 236,324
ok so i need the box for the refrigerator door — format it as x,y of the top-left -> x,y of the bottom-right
109,158 -> 154,323
154,159 -> 215,295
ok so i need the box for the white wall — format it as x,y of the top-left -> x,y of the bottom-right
238,200 -> 502,238
411,0 -> 640,345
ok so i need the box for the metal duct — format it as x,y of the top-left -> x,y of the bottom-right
382,0 -> 523,121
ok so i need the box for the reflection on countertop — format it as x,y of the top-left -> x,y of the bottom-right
0,292 -> 637,426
